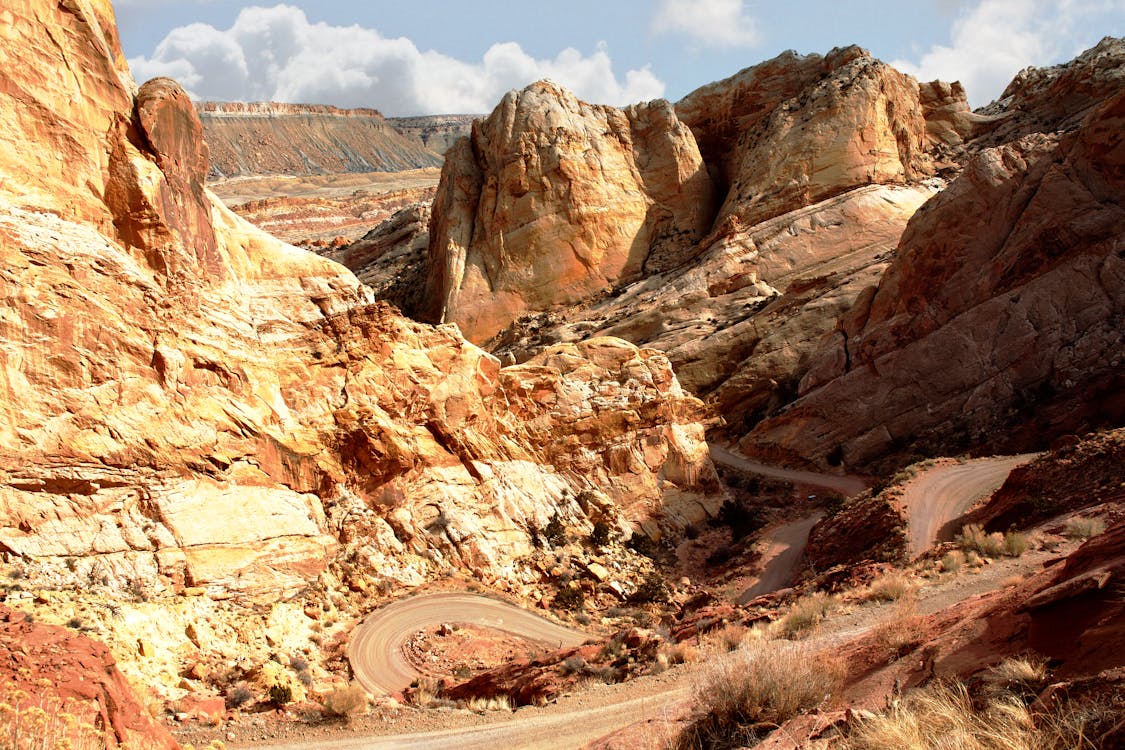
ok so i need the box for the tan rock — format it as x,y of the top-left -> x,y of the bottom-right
745,90 -> 1125,469
425,81 -> 715,343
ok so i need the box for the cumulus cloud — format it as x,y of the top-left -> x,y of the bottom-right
895,0 -> 1123,106
650,0 -> 760,47
127,4 -> 665,115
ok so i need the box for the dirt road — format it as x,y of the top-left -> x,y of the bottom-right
348,592 -> 588,695
243,688 -> 691,750
737,512 -> 823,604
708,444 -> 867,497
900,455 -> 1038,556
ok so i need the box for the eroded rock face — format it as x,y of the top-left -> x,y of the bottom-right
745,90 -> 1125,469
198,102 -> 441,179
0,0 -> 721,604
705,48 -> 934,233
425,81 -> 716,343
0,607 -> 178,749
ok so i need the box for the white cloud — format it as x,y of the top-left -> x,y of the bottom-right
894,0 -> 1124,106
650,0 -> 760,48
127,4 -> 665,115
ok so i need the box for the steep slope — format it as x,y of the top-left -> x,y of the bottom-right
0,0 -> 723,704
198,102 -> 442,179
424,81 -> 717,343
389,114 -> 479,155
744,88 -> 1125,469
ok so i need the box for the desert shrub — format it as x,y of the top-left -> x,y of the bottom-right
560,655 -> 588,675
957,524 -> 1005,557
65,617 -> 83,630
845,681 -> 1107,750
778,592 -> 834,639
984,655 -> 1048,699
589,520 -> 613,547
680,640 -> 844,749
554,585 -> 585,611
628,571 -> 669,604
0,687 -> 114,750
865,572 -> 916,603
1003,531 -> 1030,557
288,655 -> 308,672
467,695 -> 511,713
1064,516 -> 1105,540
526,521 -> 542,549
322,683 -> 368,718
702,624 -> 747,653
872,600 -> 922,659
268,683 -> 293,706
296,670 -> 313,688
684,523 -> 701,540
543,512 -> 568,547
224,684 -> 253,710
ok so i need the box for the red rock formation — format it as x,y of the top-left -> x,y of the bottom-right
745,88 -> 1125,470
0,607 -> 178,749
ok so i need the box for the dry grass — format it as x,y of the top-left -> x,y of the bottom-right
846,681 -> 1105,750
984,656 -> 1048,695
957,524 -> 1005,558
322,682 -> 368,718
940,550 -> 965,573
467,694 -> 512,713
701,624 -> 748,653
1002,531 -> 1030,557
680,640 -> 844,749
1064,516 -> 1106,540
0,687 -> 112,750
871,600 -> 922,659
1001,575 -> 1025,588
777,592 -> 835,639
660,641 -> 700,666
865,572 -> 917,603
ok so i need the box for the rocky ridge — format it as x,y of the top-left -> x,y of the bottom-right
0,0 -> 722,707
394,39 -> 1124,469
388,114 -> 479,155
198,101 -> 442,179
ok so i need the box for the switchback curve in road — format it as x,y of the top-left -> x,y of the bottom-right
348,592 -> 588,695
899,454 -> 1039,557
737,512 -> 823,604
708,444 -> 867,497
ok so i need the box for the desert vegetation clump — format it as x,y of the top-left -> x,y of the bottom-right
1003,530 -> 1030,557
1064,516 -> 1106,540
0,688 -> 114,750
628,571 -> 669,604
588,519 -> 613,547
864,572 -> 917,603
957,524 -> 1006,557
679,640 -> 844,749
778,591 -> 835,639
224,683 -> 253,710
322,682 -> 368,718
714,498 -> 766,542
554,584 -> 586,611
845,680 -> 1109,750
543,512 -> 569,547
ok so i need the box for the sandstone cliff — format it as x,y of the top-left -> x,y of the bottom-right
424,81 -> 717,343
0,0 -> 721,602
744,88 -> 1125,469
198,101 -> 442,179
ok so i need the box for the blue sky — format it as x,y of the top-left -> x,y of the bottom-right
116,0 -> 1124,116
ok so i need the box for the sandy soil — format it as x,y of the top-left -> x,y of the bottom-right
209,169 -> 441,205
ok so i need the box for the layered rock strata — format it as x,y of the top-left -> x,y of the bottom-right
425,81 -> 717,343
745,89 -> 1125,469
0,0 -> 721,605
198,102 -> 442,179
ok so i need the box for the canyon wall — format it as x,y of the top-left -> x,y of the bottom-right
198,101 -> 442,179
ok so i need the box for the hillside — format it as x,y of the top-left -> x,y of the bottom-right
198,101 -> 442,179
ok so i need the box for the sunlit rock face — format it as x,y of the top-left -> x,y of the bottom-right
0,0 -> 722,600
425,80 -> 716,344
